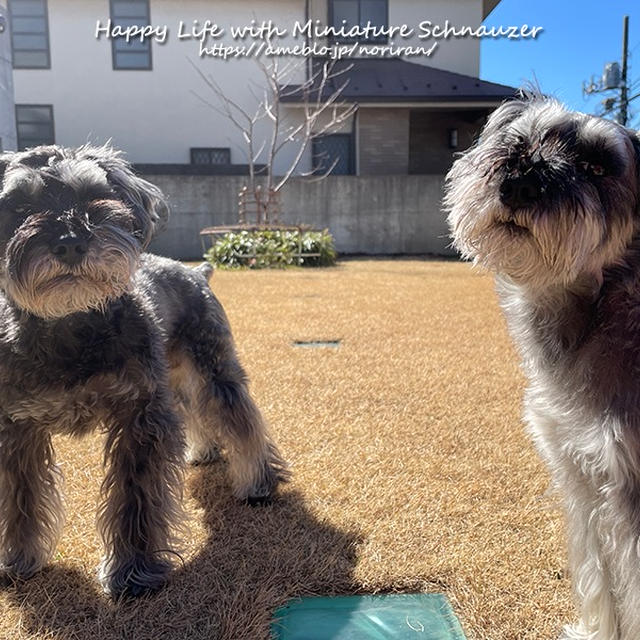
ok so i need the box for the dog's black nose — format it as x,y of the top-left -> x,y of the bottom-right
50,235 -> 88,265
499,174 -> 541,210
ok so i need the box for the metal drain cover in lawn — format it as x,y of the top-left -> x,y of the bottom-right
272,594 -> 466,640
293,340 -> 341,348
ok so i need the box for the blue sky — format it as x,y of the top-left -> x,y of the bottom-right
480,0 -> 640,126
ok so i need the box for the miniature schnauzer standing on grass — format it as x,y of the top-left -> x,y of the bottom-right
0,145 -> 289,598
445,96 -> 640,639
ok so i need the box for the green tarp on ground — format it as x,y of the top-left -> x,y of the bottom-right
272,593 -> 466,640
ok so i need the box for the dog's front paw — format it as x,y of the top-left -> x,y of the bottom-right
98,554 -> 173,599
0,552 -> 45,583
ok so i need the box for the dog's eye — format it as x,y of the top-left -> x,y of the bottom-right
578,161 -> 606,177
1,201 -> 30,215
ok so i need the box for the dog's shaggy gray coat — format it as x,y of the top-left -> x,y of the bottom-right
0,145 -> 289,598
446,96 -> 640,639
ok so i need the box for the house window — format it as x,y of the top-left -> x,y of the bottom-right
110,0 -> 151,70
191,148 -> 231,165
15,104 -> 54,150
312,134 -> 354,175
8,0 -> 50,69
329,0 -> 388,43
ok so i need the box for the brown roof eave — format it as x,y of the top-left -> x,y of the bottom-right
280,95 -> 513,104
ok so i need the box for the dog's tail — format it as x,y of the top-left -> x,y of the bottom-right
194,262 -> 214,281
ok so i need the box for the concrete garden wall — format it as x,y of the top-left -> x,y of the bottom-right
147,174 -> 454,259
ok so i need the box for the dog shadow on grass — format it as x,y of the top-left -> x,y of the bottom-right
1,463 -> 362,640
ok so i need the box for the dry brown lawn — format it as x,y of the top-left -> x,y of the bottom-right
0,259 -> 574,640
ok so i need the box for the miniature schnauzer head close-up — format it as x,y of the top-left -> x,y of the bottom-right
0,145 -> 168,318
445,96 -> 640,289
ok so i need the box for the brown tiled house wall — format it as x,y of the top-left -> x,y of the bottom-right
358,108 -> 410,175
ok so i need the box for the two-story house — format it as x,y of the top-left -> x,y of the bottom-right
0,0 -> 516,257
4,0 -> 514,171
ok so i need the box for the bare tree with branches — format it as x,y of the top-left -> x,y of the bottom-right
191,55 -> 357,224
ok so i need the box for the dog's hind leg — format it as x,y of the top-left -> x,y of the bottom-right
0,423 -> 64,579
177,317 -> 289,503
169,350 -> 221,465
206,368 -> 290,503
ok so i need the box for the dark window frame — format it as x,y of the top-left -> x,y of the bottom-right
328,0 -> 389,44
15,103 -> 55,150
190,147 -> 232,165
109,0 -> 152,71
8,0 -> 51,69
312,132 -> 355,176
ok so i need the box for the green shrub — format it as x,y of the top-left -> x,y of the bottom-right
204,229 -> 337,269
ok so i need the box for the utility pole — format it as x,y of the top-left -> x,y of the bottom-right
620,15 -> 629,126
582,15 -> 633,126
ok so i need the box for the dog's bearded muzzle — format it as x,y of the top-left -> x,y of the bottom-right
3,216 -> 141,319
444,98 -> 640,289
446,155 -> 634,288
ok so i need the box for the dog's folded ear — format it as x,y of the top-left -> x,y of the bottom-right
77,145 -> 169,248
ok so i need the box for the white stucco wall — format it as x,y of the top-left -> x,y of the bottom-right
309,0 -> 482,76
389,0 -> 482,76
12,0 -> 483,166
12,0 -> 310,170
0,2 -> 16,152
